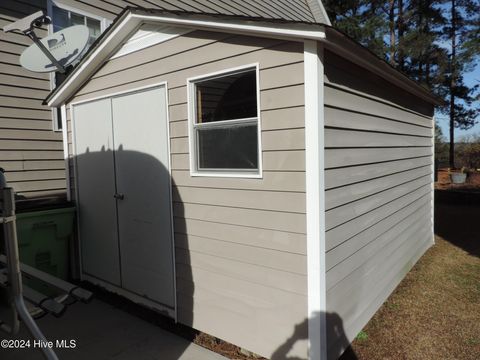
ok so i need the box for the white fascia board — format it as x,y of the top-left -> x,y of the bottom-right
47,13 -> 142,107
47,11 -> 326,108
131,13 -> 326,41
304,40 -> 327,360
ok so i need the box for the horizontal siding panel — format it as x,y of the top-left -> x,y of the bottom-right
171,151 -> 305,172
0,139 -> 62,150
325,128 -> 431,148
0,74 -> 49,90
0,63 -> 49,80
326,208 -> 430,290
80,36 -> 286,94
0,85 -> 49,99
174,217 -> 306,255
175,234 -> 307,278
51,0 -> 117,19
261,84 -> 304,110
175,252 -> 306,296
2,160 -> 65,171
170,137 -> 188,154
0,129 -> 61,141
328,226 -> 431,332
326,195 -> 431,270
263,128 -> 304,151
261,106 -> 304,131
10,179 -> 66,192
0,150 -> 63,161
172,169 -> 305,192
73,42 -> 303,103
325,156 -> 432,189
326,184 -> 431,250
17,189 -> 66,198
174,186 -> 305,213
325,165 -> 432,209
325,147 -> 432,168
325,85 -> 432,128
0,118 -> 53,130
326,174 -> 431,230
5,169 -> 65,182
260,62 -> 303,89
0,39 -> 27,54
174,203 -> 306,233
333,237 -> 431,358
95,31 -> 231,78
0,107 -> 52,120
176,275 -> 307,359
325,106 -> 432,137
0,95 -> 48,110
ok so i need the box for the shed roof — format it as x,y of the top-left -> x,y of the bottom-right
129,0 -> 331,24
44,8 -> 442,107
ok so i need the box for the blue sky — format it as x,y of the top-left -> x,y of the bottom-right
435,59 -> 480,140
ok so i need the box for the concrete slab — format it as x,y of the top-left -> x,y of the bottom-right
0,299 -> 227,360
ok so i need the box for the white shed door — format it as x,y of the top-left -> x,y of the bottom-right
74,86 -> 174,308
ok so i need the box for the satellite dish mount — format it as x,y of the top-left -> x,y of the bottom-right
3,11 -> 66,73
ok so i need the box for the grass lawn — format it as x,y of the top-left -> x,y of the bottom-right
343,202 -> 480,360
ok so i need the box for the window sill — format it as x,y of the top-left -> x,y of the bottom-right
190,171 -> 263,179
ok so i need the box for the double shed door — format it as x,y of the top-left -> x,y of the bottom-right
73,86 -> 175,308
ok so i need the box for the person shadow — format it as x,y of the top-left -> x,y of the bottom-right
271,312 -> 358,360
0,147 -> 195,360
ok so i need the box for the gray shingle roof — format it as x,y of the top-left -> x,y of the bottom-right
143,0 -> 330,24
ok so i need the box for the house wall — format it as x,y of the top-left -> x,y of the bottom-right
0,0 -> 66,198
323,50 -> 434,359
65,30 -> 308,359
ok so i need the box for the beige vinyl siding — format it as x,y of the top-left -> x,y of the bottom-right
324,50 -> 434,359
66,31 -> 307,359
0,1 -> 67,198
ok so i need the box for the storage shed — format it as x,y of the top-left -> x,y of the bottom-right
45,6 -> 440,360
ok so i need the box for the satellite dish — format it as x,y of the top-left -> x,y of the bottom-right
20,25 -> 89,73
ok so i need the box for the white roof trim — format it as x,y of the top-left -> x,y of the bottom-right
46,12 -> 326,107
316,0 -> 332,26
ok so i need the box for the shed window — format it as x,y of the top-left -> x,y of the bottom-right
190,67 -> 261,176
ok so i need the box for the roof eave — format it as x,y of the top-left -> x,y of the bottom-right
45,9 -> 327,108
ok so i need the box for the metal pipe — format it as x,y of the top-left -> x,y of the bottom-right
1,188 -> 58,360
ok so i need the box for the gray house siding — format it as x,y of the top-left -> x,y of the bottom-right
0,0 -> 66,198
323,50 -> 434,359
65,31 -> 307,359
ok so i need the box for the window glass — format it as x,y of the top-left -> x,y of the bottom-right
197,123 -> 258,169
195,71 -> 257,123
192,69 -> 259,174
51,5 -> 101,47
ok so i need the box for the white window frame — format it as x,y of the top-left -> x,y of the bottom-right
47,0 -> 111,131
187,63 -> 263,178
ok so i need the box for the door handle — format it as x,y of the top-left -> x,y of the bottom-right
114,193 -> 124,200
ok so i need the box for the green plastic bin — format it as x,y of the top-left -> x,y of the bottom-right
15,207 -> 75,287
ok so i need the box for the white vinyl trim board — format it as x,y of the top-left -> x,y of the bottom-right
186,63 -> 263,179
304,40 -> 327,360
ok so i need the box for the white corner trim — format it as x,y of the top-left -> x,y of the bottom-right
110,25 -> 191,59
186,63 -> 263,179
431,116 -> 435,244
304,40 -> 327,360
60,104 -> 71,201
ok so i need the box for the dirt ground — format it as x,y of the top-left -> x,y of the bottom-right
436,168 -> 480,191
342,202 -> 480,360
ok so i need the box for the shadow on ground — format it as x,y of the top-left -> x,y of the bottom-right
435,200 -> 480,258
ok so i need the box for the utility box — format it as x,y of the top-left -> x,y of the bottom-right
16,207 -> 75,284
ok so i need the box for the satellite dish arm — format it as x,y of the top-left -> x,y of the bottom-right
2,11 -> 65,73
